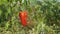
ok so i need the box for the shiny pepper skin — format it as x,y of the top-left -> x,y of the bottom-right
19,11 -> 27,27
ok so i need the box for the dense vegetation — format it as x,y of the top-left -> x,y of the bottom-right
0,0 -> 60,34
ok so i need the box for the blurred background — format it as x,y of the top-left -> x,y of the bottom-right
0,0 -> 60,34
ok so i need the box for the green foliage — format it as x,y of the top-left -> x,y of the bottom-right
0,0 -> 60,34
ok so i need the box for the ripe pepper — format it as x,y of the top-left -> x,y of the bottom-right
19,11 -> 27,27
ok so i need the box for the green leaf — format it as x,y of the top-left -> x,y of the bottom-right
0,9 -> 2,16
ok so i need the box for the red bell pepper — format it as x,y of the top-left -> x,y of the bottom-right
19,11 -> 27,27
